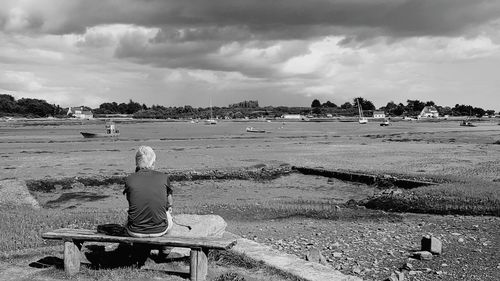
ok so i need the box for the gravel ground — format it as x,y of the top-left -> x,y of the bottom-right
228,213 -> 500,281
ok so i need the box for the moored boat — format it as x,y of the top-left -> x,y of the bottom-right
81,121 -> 120,138
357,99 -> 368,124
246,127 -> 266,133
459,120 -> 475,127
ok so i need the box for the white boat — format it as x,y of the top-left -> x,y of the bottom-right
81,121 -> 120,138
380,119 -> 390,126
357,99 -> 368,124
246,127 -> 266,133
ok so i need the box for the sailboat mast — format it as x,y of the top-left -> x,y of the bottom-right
357,99 -> 363,118
210,96 -> 213,119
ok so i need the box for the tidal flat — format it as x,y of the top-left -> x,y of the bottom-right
0,118 -> 499,281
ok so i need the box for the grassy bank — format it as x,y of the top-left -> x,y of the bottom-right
362,180 -> 500,216
0,205 -> 126,253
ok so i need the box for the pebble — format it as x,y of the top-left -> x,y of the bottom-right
352,266 -> 362,274
413,251 -> 433,260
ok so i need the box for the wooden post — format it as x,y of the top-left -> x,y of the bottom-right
190,248 -> 208,281
63,240 -> 82,276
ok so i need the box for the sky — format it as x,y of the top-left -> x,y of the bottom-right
1,0 -> 499,110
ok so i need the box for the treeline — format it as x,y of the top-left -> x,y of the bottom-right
0,94 -> 65,117
0,93 -> 496,118
310,97 -> 496,117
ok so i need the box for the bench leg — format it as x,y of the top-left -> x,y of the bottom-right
64,240 -> 82,276
190,248 -> 208,281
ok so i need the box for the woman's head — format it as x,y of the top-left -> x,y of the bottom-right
135,146 -> 156,170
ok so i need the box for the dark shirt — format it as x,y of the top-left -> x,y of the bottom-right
124,169 -> 172,234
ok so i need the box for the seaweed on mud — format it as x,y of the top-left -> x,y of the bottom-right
26,166 -> 295,192
291,166 -> 437,189
362,194 -> 500,217
167,166 -> 293,182
26,176 -> 126,192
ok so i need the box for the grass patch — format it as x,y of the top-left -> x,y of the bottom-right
0,205 -> 126,253
363,181 -> 500,216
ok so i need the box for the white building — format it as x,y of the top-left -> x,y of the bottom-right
67,107 -> 93,119
419,106 -> 439,118
282,114 -> 303,119
373,111 -> 386,119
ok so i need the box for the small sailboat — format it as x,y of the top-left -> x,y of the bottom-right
460,110 -> 476,127
81,121 -> 120,138
357,99 -> 368,124
460,119 -> 475,127
204,97 -> 217,125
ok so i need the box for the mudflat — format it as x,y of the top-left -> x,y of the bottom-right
1,119 -> 499,181
1,118 -> 499,281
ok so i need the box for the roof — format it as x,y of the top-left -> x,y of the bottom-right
421,106 -> 438,113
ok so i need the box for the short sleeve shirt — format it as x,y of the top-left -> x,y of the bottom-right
124,169 -> 171,234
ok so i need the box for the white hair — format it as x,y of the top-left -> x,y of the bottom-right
135,146 -> 156,169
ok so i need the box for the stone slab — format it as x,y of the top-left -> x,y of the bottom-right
226,232 -> 362,281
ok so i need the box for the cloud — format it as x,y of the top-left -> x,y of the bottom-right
2,0 -> 500,39
0,0 -> 500,110
0,71 -> 43,91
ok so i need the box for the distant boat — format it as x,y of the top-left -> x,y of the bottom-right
459,120 -> 475,127
357,99 -> 368,124
380,119 -> 390,126
204,97 -> 217,125
204,119 -> 217,125
80,121 -> 120,138
246,127 -> 266,133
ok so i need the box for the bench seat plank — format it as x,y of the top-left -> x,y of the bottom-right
42,228 -> 237,250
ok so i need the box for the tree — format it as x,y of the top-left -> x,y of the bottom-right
485,110 -> 495,117
126,99 -> 142,114
16,98 -> 56,117
117,103 -> 128,114
353,97 -> 375,110
311,99 -> 321,108
322,101 -> 337,108
340,102 -> 352,109
406,100 -> 426,115
98,102 -> 119,113
0,94 -> 19,114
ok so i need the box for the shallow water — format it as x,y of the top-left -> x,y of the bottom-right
31,174 -> 378,212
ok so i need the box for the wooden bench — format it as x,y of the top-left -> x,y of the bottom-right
42,228 -> 237,281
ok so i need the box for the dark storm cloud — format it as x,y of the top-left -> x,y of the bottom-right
3,0 -> 499,39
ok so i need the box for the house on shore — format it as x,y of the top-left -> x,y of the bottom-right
282,114 -> 303,120
67,107 -> 93,119
419,106 -> 439,118
373,111 -> 386,119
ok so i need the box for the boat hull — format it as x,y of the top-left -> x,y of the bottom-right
246,127 -> 266,133
81,132 -> 119,138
